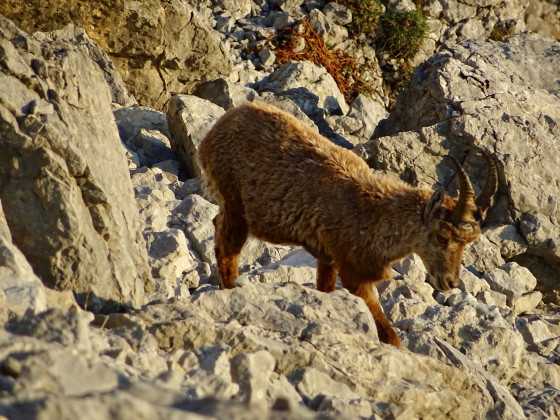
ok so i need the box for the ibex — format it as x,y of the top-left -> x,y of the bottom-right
197,101 -> 497,347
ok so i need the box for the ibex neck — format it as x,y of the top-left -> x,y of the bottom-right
356,177 -> 429,260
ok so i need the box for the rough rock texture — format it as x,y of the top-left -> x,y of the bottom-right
2,2 -> 560,419
0,18 -> 151,311
167,95 -> 225,178
193,77 -> 257,110
427,0 -> 527,42
0,283 -> 529,419
525,0 -> 560,40
256,61 -> 349,115
365,33 -> 560,298
0,0 -> 232,111
0,200 -> 47,319
171,192 -> 294,285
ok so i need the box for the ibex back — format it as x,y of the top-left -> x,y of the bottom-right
197,101 -> 497,347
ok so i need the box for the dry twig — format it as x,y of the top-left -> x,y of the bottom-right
274,18 -> 365,102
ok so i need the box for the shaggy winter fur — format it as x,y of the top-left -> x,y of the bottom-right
198,101 -> 496,347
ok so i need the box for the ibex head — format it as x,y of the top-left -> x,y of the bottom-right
419,154 -> 498,291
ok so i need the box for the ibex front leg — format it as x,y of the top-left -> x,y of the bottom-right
340,269 -> 401,347
213,207 -> 248,289
316,259 -> 337,292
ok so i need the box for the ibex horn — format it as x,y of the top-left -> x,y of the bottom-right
474,152 -> 498,221
448,156 -> 478,225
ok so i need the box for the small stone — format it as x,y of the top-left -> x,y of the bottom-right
215,11 -> 235,33
334,115 -> 363,134
347,94 -> 389,141
258,48 -> 276,67
463,234 -> 505,274
44,288 -> 81,311
148,229 -> 189,260
512,291 -> 543,314
231,350 -> 276,403
256,27 -> 276,39
309,9 -> 331,37
476,290 -> 508,308
229,30 -> 245,41
273,13 -> 293,30
516,319 -> 552,346
133,128 -> 176,167
167,95 -> 225,178
213,0 -> 252,20
245,31 -> 258,43
247,249 -> 315,285
446,290 -> 478,306
126,352 -> 169,377
520,212 -> 556,250
293,367 -> 359,401
193,77 -> 256,111
325,23 -> 349,47
0,375 -> 15,393
484,224 -> 528,260
247,40 -> 268,50
322,2 -> 352,25
175,178 -> 203,199
392,253 -> 427,283
0,357 -> 22,378
7,307 -> 93,351
292,36 -> 306,53
172,194 -> 219,263
315,395 -> 373,417
484,262 -> 537,306
458,267 -> 491,295
151,160 -> 184,183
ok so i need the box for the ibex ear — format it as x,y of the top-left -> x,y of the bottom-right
424,188 -> 445,222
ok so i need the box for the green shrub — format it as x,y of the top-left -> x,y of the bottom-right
379,9 -> 427,59
336,0 -> 383,35
489,20 -> 516,42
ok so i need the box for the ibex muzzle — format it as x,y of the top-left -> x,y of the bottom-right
421,155 -> 498,292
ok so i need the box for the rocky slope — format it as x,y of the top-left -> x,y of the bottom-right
1,1 -> 560,419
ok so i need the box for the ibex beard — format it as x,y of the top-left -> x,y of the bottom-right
198,101 -> 497,347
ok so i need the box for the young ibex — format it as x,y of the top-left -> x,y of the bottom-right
198,101 -> 497,347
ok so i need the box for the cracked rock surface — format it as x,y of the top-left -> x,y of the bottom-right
1,1 -> 560,419
0,18 -> 151,312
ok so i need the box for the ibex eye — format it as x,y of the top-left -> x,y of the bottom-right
437,235 -> 448,245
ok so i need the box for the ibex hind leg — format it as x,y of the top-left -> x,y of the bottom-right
316,260 -> 337,292
340,273 -> 401,347
213,207 -> 248,289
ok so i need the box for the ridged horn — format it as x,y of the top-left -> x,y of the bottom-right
474,152 -> 498,221
448,156 -> 478,225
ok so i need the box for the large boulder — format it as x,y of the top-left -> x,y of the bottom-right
361,33 -> 560,289
0,0 -> 233,111
0,200 -> 47,321
167,95 -> 225,179
0,17 -> 151,312
256,61 -> 349,115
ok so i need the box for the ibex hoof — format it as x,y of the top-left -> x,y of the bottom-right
386,333 -> 402,347
379,328 -> 402,347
